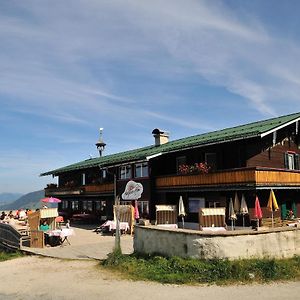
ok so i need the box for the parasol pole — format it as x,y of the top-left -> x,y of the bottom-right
271,211 -> 274,228
181,215 -> 184,229
242,214 -> 245,228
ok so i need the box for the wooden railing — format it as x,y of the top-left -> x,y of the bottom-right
84,183 -> 114,193
155,167 -> 300,189
45,182 -> 114,196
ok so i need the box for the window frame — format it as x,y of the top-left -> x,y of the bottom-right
134,162 -> 149,178
120,165 -> 132,180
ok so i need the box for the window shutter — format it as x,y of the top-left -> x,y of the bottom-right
281,203 -> 287,219
284,152 -> 289,169
292,201 -> 297,217
295,154 -> 300,170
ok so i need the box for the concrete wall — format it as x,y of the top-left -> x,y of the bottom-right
134,226 -> 300,260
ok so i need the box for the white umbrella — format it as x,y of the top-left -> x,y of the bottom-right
240,194 -> 248,227
233,192 -> 240,214
228,198 -> 237,230
178,196 -> 186,228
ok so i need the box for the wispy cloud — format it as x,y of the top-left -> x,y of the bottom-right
1,1 -> 300,192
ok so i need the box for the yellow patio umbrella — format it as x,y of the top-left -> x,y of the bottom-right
267,189 -> 279,227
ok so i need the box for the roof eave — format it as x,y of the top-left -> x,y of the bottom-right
260,117 -> 300,138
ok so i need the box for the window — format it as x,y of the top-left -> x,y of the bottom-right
62,200 -> 68,209
205,153 -> 217,170
135,162 -> 148,178
82,173 -> 86,185
188,197 -> 205,213
176,156 -> 186,174
120,200 -> 149,218
120,165 -> 132,179
71,200 -> 79,210
208,201 -> 221,208
284,152 -> 300,170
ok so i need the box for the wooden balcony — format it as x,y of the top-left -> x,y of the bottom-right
45,182 -> 114,196
84,183 -> 114,193
155,167 -> 300,190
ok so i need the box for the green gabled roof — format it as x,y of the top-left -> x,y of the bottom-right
40,112 -> 300,176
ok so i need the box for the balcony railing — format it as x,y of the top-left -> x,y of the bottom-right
155,167 -> 300,189
45,182 -> 114,196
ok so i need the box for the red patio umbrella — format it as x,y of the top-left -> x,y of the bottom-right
134,200 -> 140,220
254,196 -> 263,228
41,197 -> 62,203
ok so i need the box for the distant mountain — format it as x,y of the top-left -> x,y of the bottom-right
0,193 -> 23,204
0,190 -> 45,210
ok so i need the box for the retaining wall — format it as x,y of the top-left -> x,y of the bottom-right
134,225 -> 300,260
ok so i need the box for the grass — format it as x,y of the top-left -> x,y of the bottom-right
101,252 -> 300,285
0,250 -> 23,262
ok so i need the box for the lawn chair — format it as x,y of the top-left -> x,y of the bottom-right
155,205 -> 177,225
113,204 -> 134,235
198,208 -> 227,231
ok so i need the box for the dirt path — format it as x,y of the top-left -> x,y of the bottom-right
0,256 -> 299,300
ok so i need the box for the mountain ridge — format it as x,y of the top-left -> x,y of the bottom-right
0,190 -> 45,210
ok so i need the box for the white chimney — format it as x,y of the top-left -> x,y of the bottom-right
152,128 -> 169,146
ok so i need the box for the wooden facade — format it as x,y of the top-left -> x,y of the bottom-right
42,114 -> 300,226
155,167 -> 300,189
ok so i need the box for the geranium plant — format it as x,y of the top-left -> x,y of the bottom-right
178,162 -> 210,175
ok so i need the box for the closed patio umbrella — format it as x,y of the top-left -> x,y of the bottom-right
254,196 -> 263,228
233,192 -> 240,214
178,196 -> 186,228
240,194 -> 249,227
228,198 -> 237,230
267,189 -> 279,227
134,200 -> 140,220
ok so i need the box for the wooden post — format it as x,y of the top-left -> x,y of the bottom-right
114,196 -> 121,253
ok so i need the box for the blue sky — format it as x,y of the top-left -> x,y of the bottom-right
1,0 -> 300,193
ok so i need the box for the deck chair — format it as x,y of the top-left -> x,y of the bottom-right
155,205 -> 177,225
198,208 -> 227,231
113,204 -> 134,235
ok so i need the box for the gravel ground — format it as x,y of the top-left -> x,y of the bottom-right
0,256 -> 299,300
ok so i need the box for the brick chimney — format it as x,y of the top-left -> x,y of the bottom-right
152,128 -> 169,146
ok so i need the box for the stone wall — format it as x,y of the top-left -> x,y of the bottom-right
134,226 -> 300,260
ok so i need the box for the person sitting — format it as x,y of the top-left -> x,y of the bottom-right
0,211 -> 6,221
40,220 -> 50,231
65,219 -> 70,228
39,220 -> 50,245
288,209 -> 295,220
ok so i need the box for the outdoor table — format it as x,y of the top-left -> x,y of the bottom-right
71,213 -> 97,223
101,220 -> 129,233
47,228 -> 75,245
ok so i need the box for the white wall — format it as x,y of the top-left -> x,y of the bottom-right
134,226 -> 300,260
